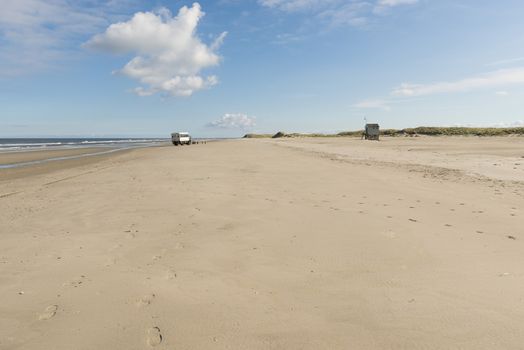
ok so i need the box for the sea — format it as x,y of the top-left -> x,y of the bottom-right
0,138 -> 168,169
0,138 -> 167,152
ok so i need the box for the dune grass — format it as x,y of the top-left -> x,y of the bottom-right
243,133 -> 274,138
244,127 -> 524,139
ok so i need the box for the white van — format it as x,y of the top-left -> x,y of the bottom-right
171,132 -> 192,146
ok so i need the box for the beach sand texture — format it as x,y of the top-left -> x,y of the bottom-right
1,137 -> 523,349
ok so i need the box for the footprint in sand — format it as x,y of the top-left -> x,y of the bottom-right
147,327 -> 163,347
137,294 -> 156,307
165,270 -> 177,280
39,305 -> 58,320
63,275 -> 88,288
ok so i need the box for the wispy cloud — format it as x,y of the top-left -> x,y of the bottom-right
392,68 -> 524,97
85,4 -> 227,97
377,0 -> 419,5
259,0 -> 418,28
374,0 -> 419,13
0,0 -> 134,76
258,0 -> 339,12
353,99 -> 391,111
494,120 -> 524,127
486,57 -> 524,67
454,120 -> 524,128
207,113 -> 256,129
319,2 -> 371,27
356,68 -> 524,112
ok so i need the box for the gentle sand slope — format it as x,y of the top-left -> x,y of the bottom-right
0,138 -> 523,349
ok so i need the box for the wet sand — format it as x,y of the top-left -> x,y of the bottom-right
0,147 -> 116,166
0,147 -> 134,181
0,137 -> 523,349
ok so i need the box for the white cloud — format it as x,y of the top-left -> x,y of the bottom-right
353,99 -> 391,111
0,0 -> 131,75
392,68 -> 524,97
85,3 -> 226,97
495,91 -> 509,96
207,113 -> 256,129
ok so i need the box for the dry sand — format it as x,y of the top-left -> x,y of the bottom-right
0,137 -> 523,349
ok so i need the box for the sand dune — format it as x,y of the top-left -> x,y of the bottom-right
0,137 -> 523,349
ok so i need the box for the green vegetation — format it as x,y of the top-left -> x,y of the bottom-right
272,132 -> 332,138
244,127 -> 524,139
243,132 -> 333,138
399,127 -> 524,136
335,131 -> 363,137
243,133 -> 274,138
341,126 -> 524,137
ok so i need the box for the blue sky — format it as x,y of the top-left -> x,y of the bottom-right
1,0 -> 524,137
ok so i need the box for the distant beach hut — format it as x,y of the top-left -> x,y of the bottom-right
364,123 -> 380,140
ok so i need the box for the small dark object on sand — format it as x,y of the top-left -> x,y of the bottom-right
507,235 -> 517,240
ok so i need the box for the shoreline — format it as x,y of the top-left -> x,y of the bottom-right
0,146 -> 142,181
0,147 -> 117,166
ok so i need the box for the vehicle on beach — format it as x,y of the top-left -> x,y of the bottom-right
171,132 -> 192,146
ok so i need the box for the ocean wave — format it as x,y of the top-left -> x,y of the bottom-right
79,139 -> 158,144
0,138 -> 166,151
0,142 -> 64,147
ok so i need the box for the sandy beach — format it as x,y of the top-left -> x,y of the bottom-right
1,136 -> 523,349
